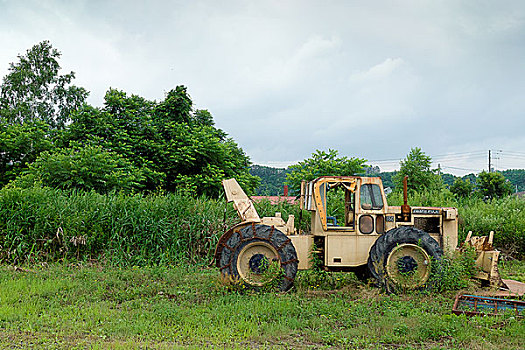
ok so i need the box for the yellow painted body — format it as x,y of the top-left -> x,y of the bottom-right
296,176 -> 458,269
220,176 -> 460,271
461,231 -> 504,287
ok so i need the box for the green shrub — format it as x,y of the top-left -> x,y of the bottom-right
386,188 -> 457,208
13,144 -> 145,193
429,248 -> 477,292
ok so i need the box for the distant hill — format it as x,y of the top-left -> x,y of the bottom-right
251,165 -> 525,195
502,169 -> 525,192
249,165 -> 291,195
438,170 -> 525,192
441,173 -> 456,187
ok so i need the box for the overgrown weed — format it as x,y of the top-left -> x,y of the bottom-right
428,248 -> 478,292
294,269 -> 358,292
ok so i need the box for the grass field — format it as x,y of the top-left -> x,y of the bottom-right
0,263 -> 524,349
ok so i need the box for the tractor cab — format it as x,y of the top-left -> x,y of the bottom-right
301,176 -> 389,236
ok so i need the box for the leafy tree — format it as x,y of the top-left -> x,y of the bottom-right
441,173 -> 456,187
450,177 -> 473,198
1,42 -> 257,196
12,144 -> 144,193
160,121 -> 257,195
285,149 -> 367,193
194,109 -> 215,127
0,41 -> 88,187
476,171 -> 512,199
378,171 -> 397,189
0,120 -> 53,186
462,173 -> 478,185
154,86 -> 193,125
63,90 -> 166,189
392,147 -> 443,192
365,165 -> 381,175
62,87 -> 258,196
0,41 -> 88,128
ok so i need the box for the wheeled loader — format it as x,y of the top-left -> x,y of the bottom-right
214,176 -> 503,292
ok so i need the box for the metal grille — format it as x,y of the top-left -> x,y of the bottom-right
414,217 -> 440,233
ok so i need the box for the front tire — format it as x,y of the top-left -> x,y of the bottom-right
219,224 -> 298,291
367,226 -> 442,292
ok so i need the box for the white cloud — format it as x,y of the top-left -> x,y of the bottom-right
1,0 -> 524,175
293,35 -> 341,63
349,57 -> 405,83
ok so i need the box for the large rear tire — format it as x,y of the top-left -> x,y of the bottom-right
219,224 -> 298,292
367,226 -> 442,293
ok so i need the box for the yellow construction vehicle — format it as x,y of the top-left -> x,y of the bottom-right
214,176 -> 502,292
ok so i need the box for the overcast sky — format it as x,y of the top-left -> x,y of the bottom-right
1,0 -> 524,175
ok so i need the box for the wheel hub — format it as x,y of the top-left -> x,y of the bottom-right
236,241 -> 280,286
248,253 -> 269,274
397,256 -> 418,274
386,243 -> 431,289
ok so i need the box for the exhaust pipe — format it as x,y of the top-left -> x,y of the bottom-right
401,175 -> 411,222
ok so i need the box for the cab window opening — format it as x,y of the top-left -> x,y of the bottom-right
325,182 -> 355,228
360,184 -> 384,210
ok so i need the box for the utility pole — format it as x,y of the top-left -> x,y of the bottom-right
488,150 -> 491,173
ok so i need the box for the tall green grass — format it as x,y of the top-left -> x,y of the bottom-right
252,198 -> 311,233
459,196 -> 525,258
0,187 -> 237,265
386,189 -> 458,208
1,186 -> 523,265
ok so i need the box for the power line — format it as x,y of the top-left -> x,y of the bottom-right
500,150 -> 525,156
368,150 -> 487,163
432,155 -> 487,163
498,154 -> 525,159
430,150 -> 486,158
433,153 -> 487,160
440,165 -> 482,172
498,162 -> 525,169
368,149 -> 523,174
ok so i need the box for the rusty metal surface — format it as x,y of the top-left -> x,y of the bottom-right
401,176 -> 411,222
452,294 -> 525,317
